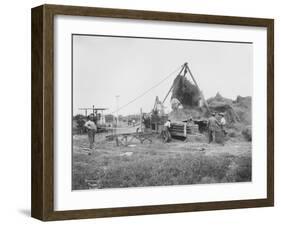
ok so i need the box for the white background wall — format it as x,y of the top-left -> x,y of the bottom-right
0,0 -> 279,225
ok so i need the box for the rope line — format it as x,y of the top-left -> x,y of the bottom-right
111,64 -> 182,114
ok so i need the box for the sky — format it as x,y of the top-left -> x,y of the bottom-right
73,35 -> 253,116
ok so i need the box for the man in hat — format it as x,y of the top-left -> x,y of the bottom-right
219,112 -> 227,135
84,114 -> 97,149
207,112 -> 220,143
163,119 -> 172,142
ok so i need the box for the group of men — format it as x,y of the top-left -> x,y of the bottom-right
163,112 -> 226,144
83,111 -> 227,149
207,112 -> 226,144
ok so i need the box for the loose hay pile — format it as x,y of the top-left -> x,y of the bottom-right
171,75 -> 201,107
207,93 -> 241,124
169,76 -> 252,142
169,107 -> 203,122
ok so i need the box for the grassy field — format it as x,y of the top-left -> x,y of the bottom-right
72,133 -> 251,190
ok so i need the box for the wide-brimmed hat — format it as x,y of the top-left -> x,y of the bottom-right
219,112 -> 225,116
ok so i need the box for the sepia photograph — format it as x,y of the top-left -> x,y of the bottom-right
72,34 -> 253,190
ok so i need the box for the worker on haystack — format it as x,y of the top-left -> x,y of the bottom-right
207,112 -> 220,143
84,114 -> 97,150
171,98 -> 182,111
163,119 -> 172,142
219,113 -> 227,135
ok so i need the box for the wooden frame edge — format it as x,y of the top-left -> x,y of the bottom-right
266,18 -> 274,206
31,4 -> 274,221
42,198 -> 272,221
31,5 -> 44,220
31,5 -> 55,221
43,4 -> 274,26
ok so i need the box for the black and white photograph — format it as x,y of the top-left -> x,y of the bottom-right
72,34 -> 253,190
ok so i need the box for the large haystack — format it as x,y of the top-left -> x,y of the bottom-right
169,91 -> 251,126
171,75 -> 201,107
206,93 -> 252,125
233,96 -> 252,125
169,75 -> 251,129
207,93 -> 240,124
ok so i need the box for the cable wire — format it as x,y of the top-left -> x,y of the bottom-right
111,64 -> 182,114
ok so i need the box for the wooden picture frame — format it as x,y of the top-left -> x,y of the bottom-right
31,4 -> 274,221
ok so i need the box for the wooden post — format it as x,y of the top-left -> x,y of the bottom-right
140,108 -> 143,132
162,63 -> 187,104
115,95 -> 120,128
186,63 -> 211,113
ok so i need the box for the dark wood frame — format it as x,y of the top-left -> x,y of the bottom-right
31,4 -> 274,221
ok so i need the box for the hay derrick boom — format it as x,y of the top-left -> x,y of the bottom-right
164,62 -> 210,112
151,62 -> 247,139
151,62 -> 209,137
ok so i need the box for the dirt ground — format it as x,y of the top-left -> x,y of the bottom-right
72,130 -> 252,190
73,133 -> 251,156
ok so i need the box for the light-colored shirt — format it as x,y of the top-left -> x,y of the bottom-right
198,98 -> 204,108
164,121 -> 171,128
84,120 -> 97,131
220,117 -> 226,126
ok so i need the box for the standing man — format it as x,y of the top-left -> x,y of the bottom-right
218,112 -> 227,145
219,113 -> 227,135
163,119 -> 172,142
207,112 -> 220,143
142,114 -> 151,130
84,114 -> 97,149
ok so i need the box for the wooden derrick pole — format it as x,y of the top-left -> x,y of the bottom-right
140,108 -> 143,132
185,63 -> 211,113
162,63 -> 187,104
